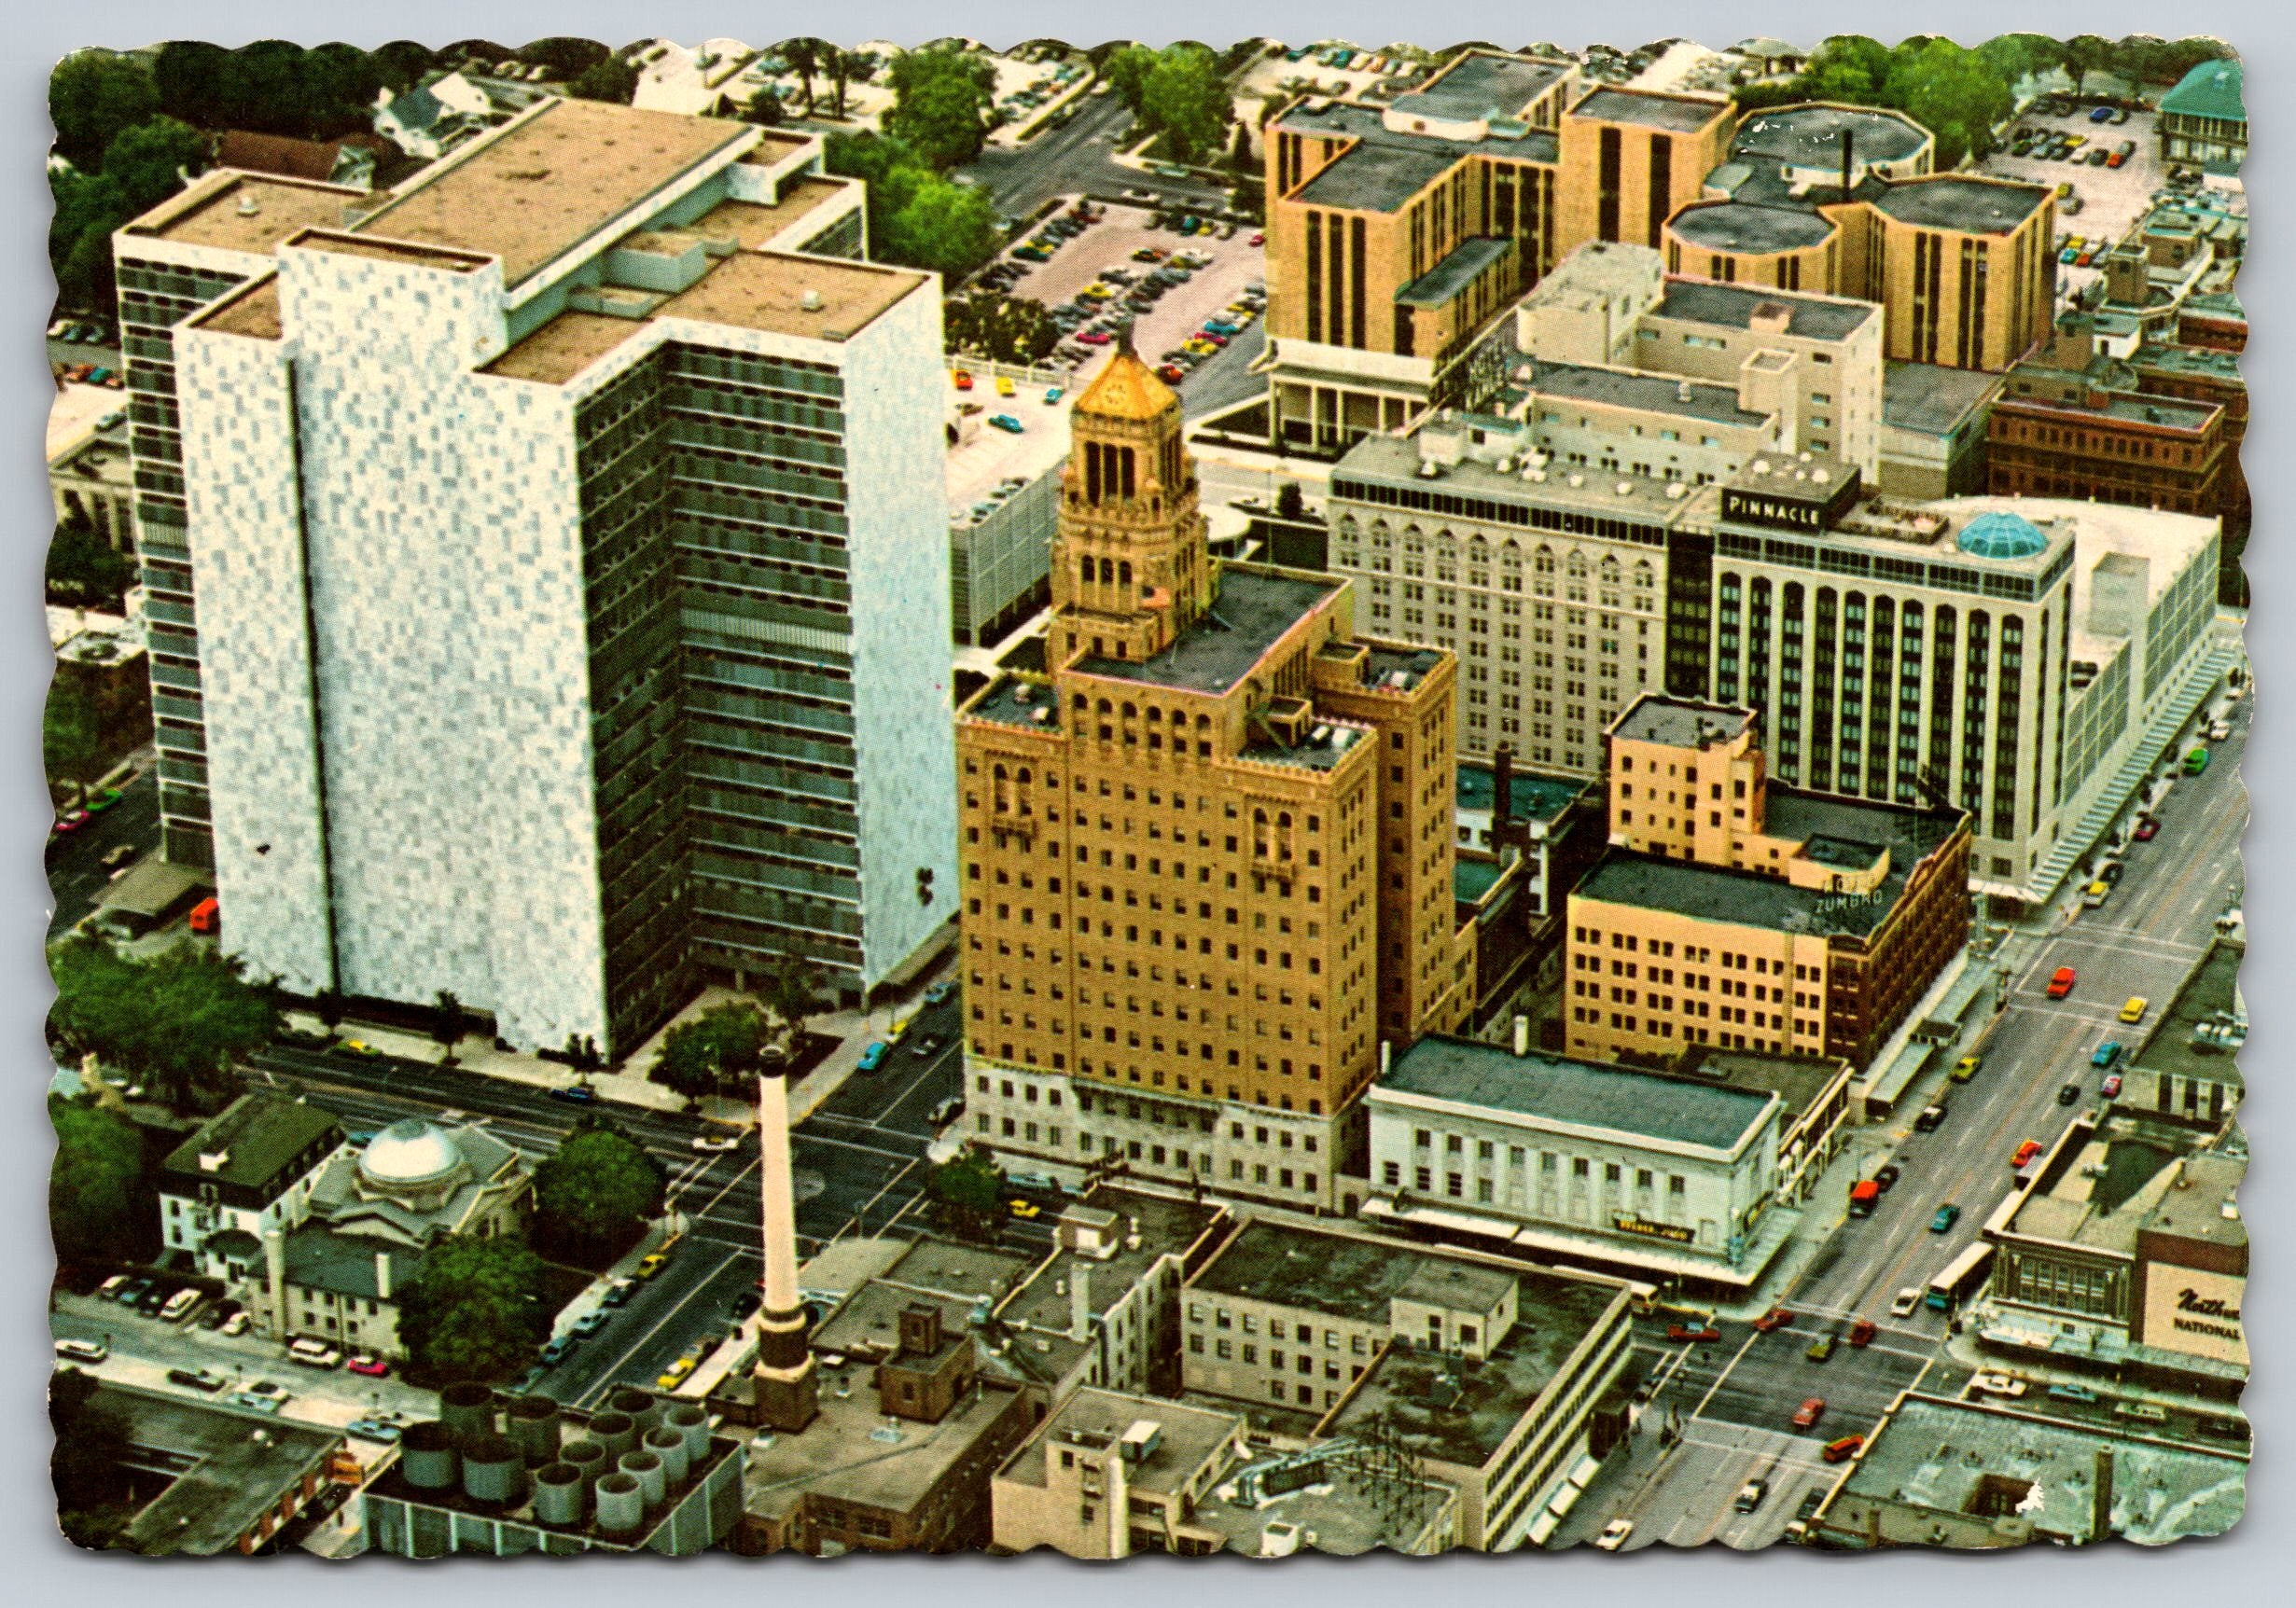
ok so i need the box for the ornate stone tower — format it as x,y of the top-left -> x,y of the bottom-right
1049,328 -> 1214,668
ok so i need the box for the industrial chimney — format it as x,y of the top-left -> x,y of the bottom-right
750,1067 -> 819,1431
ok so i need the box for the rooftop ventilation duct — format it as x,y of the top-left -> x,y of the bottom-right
801,289 -> 825,312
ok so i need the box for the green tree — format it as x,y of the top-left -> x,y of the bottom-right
1885,39 -> 2013,167
151,41 -> 231,128
569,56 -> 639,104
1102,45 -> 1160,116
49,1093 -> 148,1268
46,521 -> 136,610
396,1234 -> 553,1381
651,1001 -> 773,1099
521,38 -> 610,81
2062,34 -> 2116,95
756,953 -> 827,1042
43,675 -> 102,810
925,1143 -> 1009,1241
1975,35 -> 2065,95
654,1014 -> 726,1102
530,1119 -> 666,1262
884,47 -> 995,170
945,291 -> 1060,363
50,1365 -> 133,1546
744,87 -> 786,127
432,990 -> 465,1052
1139,47 -> 1229,165
100,117 -> 207,214
782,38 -> 824,115
1227,121 -> 1255,173
49,935 -> 277,1110
49,51 -> 159,169
1796,35 -> 1892,103
883,173 -> 1002,278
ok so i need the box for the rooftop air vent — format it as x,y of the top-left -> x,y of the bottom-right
236,193 -> 260,217
1666,482 -> 1688,499
1567,473 -> 1584,488
1616,482 -> 1633,496
1417,460 -> 1440,478
1677,379 -> 1693,402
1751,460 -> 1771,475
800,289 -> 824,312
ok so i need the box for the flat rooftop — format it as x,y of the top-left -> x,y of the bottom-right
1192,1220 -> 1516,1325
1576,790 -> 1959,940
1883,360 -> 2005,436
131,171 -> 360,255
998,1388 -> 1241,1496
1071,566 -> 1342,696
1570,87 -> 1731,133
1609,693 -> 1753,748
1383,1033 -> 1778,1153
1732,104 -> 1929,168
191,280 -> 284,340
1297,138 -> 1464,213
1332,430 -> 1719,529
1408,52 -> 1572,121
691,175 -> 856,249
2005,1106 -> 2221,1254
97,1382 -> 343,1556
2132,939 -> 2245,1091
160,1094 -> 341,1191
484,249 -> 928,384
963,674 -> 1061,732
350,97 -> 752,285
1839,1394 -> 2245,1545
1327,1275 -> 1625,1467
1870,175 -> 2049,235
1523,357 -> 1768,428
745,1365 -> 1028,1521
1653,278 -> 1876,341
995,1190 -> 1227,1387
1676,1047 -> 1850,1130
1454,763 -> 1587,822
1669,201 -> 1837,255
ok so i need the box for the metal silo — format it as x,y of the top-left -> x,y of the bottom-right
593,1471 -> 645,1538
532,1462 -> 585,1527
619,1449 -> 666,1510
664,1403 -> 711,1464
399,1421 -> 460,1490
587,1411 -> 638,1461
438,1381 -> 496,1449
644,1424 -> 690,1488
505,1394 -> 563,1466
609,1388 -> 661,1435
460,1434 -> 526,1506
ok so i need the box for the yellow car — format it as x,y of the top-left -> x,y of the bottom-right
995,375 -> 1016,396
1183,340 -> 1218,356
1079,284 -> 1114,301
634,1252 -> 670,1282
1952,1054 -> 1983,1083
1008,1199 -> 1042,1219
654,1356 -> 697,1390
2120,996 -> 2150,1023
886,1014 -> 912,1043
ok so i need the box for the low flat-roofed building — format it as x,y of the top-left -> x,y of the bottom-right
365,1390 -> 743,1556
1671,1046 -> 1855,1207
989,1187 -> 1230,1402
1879,360 -> 2002,498
1365,1033 -> 1803,1293
1816,1393 -> 2245,1548
1974,1102 -> 2247,1395
49,405 -> 135,550
2121,937 -> 2244,1129
991,1385 -> 1460,1557
74,1380 -> 352,1556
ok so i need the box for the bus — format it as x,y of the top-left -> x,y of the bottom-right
1926,1242 -> 1996,1311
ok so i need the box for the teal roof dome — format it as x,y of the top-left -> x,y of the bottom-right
1957,510 -> 2049,561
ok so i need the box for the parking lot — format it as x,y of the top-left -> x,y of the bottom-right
984,201 -> 1267,395
1979,103 -> 2170,312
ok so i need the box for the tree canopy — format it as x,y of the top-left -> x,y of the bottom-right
50,51 -> 159,169
42,673 -> 103,808
145,40 -> 427,140
925,1143 -> 1009,1242
945,291 -> 1061,363
653,1000 -> 770,1101
99,117 -> 208,215
49,1093 -> 149,1268
884,48 -> 995,171
569,56 -> 639,104
48,935 -> 277,1110
825,132 -> 1002,282
1139,47 -> 1231,165
396,1233 -> 554,1381
530,1119 -> 666,1263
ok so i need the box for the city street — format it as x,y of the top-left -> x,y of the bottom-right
45,767 -> 161,937
1563,680 -> 2247,1546
962,92 -> 1232,223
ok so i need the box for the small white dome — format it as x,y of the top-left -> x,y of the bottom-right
359,1119 -> 465,1186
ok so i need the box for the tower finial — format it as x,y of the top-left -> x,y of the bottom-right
1116,318 -> 1136,358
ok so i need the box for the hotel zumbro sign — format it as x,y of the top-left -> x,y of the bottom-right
1613,1213 -> 1696,1245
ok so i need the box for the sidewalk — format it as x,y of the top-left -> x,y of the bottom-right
285,920 -> 957,1132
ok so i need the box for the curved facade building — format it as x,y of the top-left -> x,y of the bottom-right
1665,200 -> 1838,292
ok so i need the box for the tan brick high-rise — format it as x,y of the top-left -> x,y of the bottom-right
957,340 -> 1471,1213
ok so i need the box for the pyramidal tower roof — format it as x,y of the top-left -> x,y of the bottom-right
1073,325 -> 1177,422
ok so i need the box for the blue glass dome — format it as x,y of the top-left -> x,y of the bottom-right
1957,511 -> 2049,561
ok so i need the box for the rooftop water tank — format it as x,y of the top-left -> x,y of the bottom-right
619,1449 -> 666,1509
505,1394 -> 562,1466
594,1472 -> 646,1537
560,1437 -> 608,1491
664,1403 -> 711,1463
532,1462 -> 585,1527
399,1421 -> 459,1491
588,1411 -> 639,1461
645,1424 -> 691,1488
462,1434 -> 526,1506
609,1388 -> 661,1435
438,1381 -> 495,1449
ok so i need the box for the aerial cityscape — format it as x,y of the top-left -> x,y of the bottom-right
42,30 -> 2247,1557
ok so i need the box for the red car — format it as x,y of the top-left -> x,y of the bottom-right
1665,1323 -> 1721,1344
1249,231 -> 1265,245
346,1354 -> 390,1377
1196,331 -> 1229,347
1156,364 -> 1185,383
1792,1396 -> 1827,1431
1077,332 -> 1113,345
1847,1319 -> 1877,1349
2011,1140 -> 2043,1170
1822,1435 -> 1865,1463
2047,965 -> 2078,999
2101,1073 -> 2123,1098
1752,1307 -> 1792,1333
2134,817 -> 2160,840
53,810 -> 90,835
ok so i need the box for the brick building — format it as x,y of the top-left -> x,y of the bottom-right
954,340 -> 1473,1213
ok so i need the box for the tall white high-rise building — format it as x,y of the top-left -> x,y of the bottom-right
115,97 -> 956,1053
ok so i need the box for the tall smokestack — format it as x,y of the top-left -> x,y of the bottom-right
1493,743 -> 1516,833
2093,1448 -> 2115,1543
1841,129 -> 1852,200
751,1067 -> 819,1431
264,1228 -> 288,1338
1070,1264 -> 1092,1342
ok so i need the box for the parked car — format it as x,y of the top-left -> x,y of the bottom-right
550,1083 -> 597,1105
288,1338 -> 343,1368
2011,1140 -> 2044,1169
692,1132 -> 742,1153
2101,1073 -> 2123,1098
571,1310 -> 612,1338
1752,1307 -> 1791,1333
1913,1102 -> 1949,1133
2047,965 -> 2078,998
930,1096 -> 966,1128
1008,1198 -> 1043,1219
988,414 -> 1024,433
347,1353 -> 389,1377
1972,1371 -> 2029,1397
1594,1518 -> 1635,1551
1848,1319 -> 1878,1348
220,1311 -> 251,1338
2135,816 -> 2160,840
1890,1287 -> 1922,1318
2049,1382 -> 2100,1404
55,1338 -> 108,1364
1929,1204 -> 1961,1234
856,1042 -> 889,1074
540,1336 -> 577,1365
1791,1396 -> 1827,1431
1735,1478 -> 1770,1513
1872,1164 -> 1901,1191
96,1274 -> 128,1301
1822,1435 -> 1865,1463
600,1278 -> 637,1308
2121,996 -> 2150,1023
655,1355 -> 698,1390
168,1367 -> 228,1393
347,1418 -> 404,1442
1665,1323 -> 1720,1344
634,1252 -> 671,1282
2092,1041 -> 2122,1070
160,1287 -> 202,1324
230,1389 -> 287,1416
924,980 -> 956,1006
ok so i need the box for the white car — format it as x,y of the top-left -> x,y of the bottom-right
221,1311 -> 251,1337
691,1133 -> 743,1153
1971,1371 -> 2029,1398
1594,1518 -> 1635,1551
1890,1287 -> 1923,1319
2208,721 -> 2232,742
